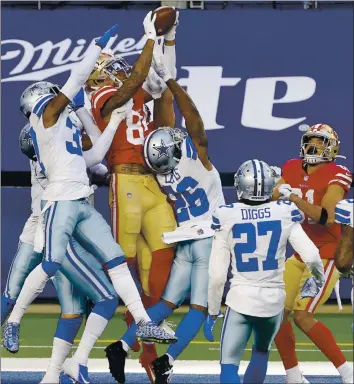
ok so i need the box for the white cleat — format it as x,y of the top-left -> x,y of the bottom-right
40,374 -> 60,384
286,374 -> 310,384
159,320 -> 175,336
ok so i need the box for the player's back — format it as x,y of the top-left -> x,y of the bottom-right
29,95 -> 90,201
91,86 -> 154,168
282,158 -> 352,258
157,136 -> 225,227
213,200 -> 303,316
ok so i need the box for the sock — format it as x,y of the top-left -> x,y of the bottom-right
42,338 -> 72,382
1,296 -> 16,325
122,301 -> 173,348
167,308 -> 206,360
220,363 -> 240,384
285,365 -> 305,383
73,312 -> 108,366
107,263 -> 149,323
166,353 -> 174,365
307,322 -> 347,368
274,321 -> 299,370
243,347 -> 269,383
7,264 -> 49,324
126,258 -> 142,295
337,362 -> 353,381
149,249 -> 174,302
121,340 -> 130,352
54,316 -> 83,343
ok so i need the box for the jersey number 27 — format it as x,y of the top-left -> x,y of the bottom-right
233,220 -> 282,272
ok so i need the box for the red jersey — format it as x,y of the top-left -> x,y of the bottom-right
91,86 -> 154,169
282,158 -> 352,259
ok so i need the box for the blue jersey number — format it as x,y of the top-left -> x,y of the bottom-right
232,220 -> 282,272
66,117 -> 83,156
164,176 -> 210,223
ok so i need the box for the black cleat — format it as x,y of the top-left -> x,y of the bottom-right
105,340 -> 127,383
152,354 -> 173,384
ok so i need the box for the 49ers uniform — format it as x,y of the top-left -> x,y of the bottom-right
281,158 -> 352,313
91,85 -> 176,303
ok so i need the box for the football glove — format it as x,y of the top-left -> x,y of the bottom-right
152,39 -> 172,83
270,166 -> 282,184
300,277 -> 323,299
164,8 -> 179,41
96,25 -> 119,49
143,11 -> 157,41
203,312 -> 221,342
278,184 -> 294,201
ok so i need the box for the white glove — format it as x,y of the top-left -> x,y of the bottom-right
152,39 -> 172,83
278,184 -> 294,201
107,99 -> 133,130
301,277 -> 323,299
164,8 -> 179,41
143,11 -> 157,41
270,166 -> 282,184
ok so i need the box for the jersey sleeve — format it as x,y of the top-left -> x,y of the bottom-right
31,94 -> 56,119
289,202 -> 305,223
328,164 -> 353,193
208,228 -> 231,315
91,86 -> 117,124
211,208 -> 222,231
181,136 -> 198,161
335,199 -> 354,227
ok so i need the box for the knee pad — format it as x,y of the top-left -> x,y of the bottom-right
42,260 -> 61,277
92,297 -> 119,320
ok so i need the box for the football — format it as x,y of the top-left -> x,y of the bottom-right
152,6 -> 177,36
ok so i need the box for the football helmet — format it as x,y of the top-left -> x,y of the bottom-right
144,127 -> 187,174
234,159 -> 275,201
19,123 -> 36,161
20,81 -> 60,119
300,124 -> 340,164
87,52 -> 132,90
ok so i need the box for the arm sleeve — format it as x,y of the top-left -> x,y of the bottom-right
61,44 -> 102,101
83,122 -> 116,168
76,107 -> 102,141
208,229 -> 231,316
164,44 -> 177,79
288,222 -> 325,282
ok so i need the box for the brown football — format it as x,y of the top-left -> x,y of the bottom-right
152,6 -> 177,36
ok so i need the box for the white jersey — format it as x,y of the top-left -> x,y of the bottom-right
157,136 -> 224,236
208,200 -> 324,317
29,94 -> 92,201
335,199 -> 354,228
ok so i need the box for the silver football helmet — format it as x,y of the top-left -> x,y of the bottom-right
234,159 -> 275,201
144,127 -> 187,174
19,123 -> 36,161
20,81 -> 60,119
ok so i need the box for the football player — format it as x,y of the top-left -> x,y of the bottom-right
3,22 -> 176,384
273,124 -> 353,384
104,41 -> 226,384
87,13 -> 179,379
205,159 -> 325,384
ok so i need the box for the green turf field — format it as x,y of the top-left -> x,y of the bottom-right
2,312 -> 353,362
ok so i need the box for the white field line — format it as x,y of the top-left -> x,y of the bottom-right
1,359 -> 344,376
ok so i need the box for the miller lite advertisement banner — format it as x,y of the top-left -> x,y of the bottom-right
1,7 -> 353,299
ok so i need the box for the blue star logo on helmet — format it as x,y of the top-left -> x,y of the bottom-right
154,140 -> 172,159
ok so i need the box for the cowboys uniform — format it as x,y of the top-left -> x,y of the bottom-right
207,159 -> 325,384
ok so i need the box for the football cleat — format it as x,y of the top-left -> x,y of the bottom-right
3,322 -> 20,353
136,320 -> 177,344
152,354 -> 173,384
105,341 -> 127,384
62,360 -> 90,384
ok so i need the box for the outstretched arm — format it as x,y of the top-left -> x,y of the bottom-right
100,13 -> 157,119
41,25 -> 118,128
